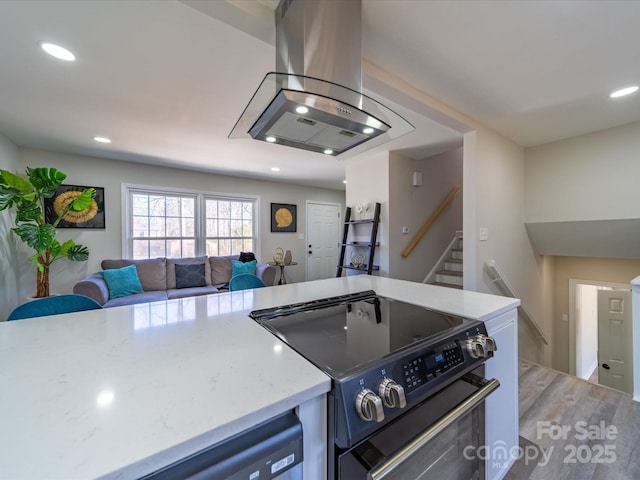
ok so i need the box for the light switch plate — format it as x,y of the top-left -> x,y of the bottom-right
479,228 -> 489,241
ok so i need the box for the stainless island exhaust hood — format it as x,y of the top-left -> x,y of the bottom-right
229,0 -> 413,156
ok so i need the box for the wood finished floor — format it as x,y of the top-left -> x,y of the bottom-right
504,360 -> 640,480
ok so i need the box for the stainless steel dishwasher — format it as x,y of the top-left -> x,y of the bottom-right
142,411 -> 303,480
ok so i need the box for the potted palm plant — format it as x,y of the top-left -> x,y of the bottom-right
0,167 -> 94,298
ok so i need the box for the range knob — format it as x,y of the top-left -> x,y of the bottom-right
466,334 -> 498,358
355,389 -> 385,422
379,378 -> 407,409
479,334 -> 498,353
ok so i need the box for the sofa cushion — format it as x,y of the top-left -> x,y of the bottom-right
167,256 -> 211,289
231,259 -> 257,277
104,291 -> 168,308
101,265 -> 144,299
175,263 -> 206,289
209,255 -> 238,286
167,286 -> 219,299
101,258 -> 167,292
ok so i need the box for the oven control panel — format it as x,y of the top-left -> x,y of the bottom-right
402,341 -> 464,392
334,323 -> 496,449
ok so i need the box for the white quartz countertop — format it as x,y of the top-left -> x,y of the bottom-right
0,276 -> 519,479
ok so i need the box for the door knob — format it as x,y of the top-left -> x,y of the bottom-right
602,364 -> 610,370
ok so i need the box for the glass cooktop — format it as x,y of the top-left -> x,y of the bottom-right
250,291 -> 477,378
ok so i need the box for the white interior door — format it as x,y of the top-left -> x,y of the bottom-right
597,289 -> 633,394
306,202 -> 340,281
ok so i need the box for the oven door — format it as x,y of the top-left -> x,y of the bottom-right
338,372 -> 499,480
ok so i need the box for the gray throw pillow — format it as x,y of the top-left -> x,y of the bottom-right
167,256 -> 211,288
175,263 -> 206,289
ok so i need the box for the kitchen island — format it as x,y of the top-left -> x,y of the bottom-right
0,276 -> 519,479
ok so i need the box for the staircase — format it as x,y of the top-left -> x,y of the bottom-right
428,235 -> 463,289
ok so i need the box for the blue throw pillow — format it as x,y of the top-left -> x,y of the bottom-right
231,259 -> 257,278
101,264 -> 144,299
175,263 -> 206,289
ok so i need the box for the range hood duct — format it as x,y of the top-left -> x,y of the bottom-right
229,0 -> 413,157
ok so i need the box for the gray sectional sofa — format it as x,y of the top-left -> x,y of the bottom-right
73,255 -> 276,308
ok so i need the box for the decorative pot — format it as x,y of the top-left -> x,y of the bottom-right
350,248 -> 366,269
273,247 -> 284,265
284,250 -> 292,265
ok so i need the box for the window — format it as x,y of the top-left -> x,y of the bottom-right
131,192 -> 197,259
125,186 -> 257,259
205,198 -> 254,256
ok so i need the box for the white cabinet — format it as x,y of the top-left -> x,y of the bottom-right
484,308 -> 519,480
296,394 -> 327,480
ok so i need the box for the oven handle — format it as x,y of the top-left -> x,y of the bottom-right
367,376 -> 500,480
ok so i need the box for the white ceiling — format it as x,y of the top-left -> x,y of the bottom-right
0,1 -> 639,191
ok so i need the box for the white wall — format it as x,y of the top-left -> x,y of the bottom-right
576,284 -> 599,379
525,121 -> 640,259
466,126 -> 550,365
16,148 -> 344,300
0,134 -> 21,319
344,150 -> 390,275
525,121 -> 640,222
388,149 -> 462,282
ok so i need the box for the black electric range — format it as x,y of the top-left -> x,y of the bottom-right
250,290 -> 497,451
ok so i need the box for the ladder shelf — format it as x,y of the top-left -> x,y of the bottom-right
336,202 -> 381,277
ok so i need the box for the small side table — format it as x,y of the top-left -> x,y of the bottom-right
268,262 -> 298,285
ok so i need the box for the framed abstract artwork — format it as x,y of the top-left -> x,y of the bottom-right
44,184 -> 105,229
271,203 -> 297,233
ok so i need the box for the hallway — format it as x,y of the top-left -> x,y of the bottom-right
504,360 -> 640,480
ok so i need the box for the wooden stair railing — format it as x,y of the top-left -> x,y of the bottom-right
401,185 -> 461,258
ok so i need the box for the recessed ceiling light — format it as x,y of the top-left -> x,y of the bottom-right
295,105 -> 309,114
363,127 -> 374,134
271,167 -> 280,172
343,180 -> 347,184
93,136 -> 111,144
324,149 -> 334,155
96,390 -> 114,407
40,42 -> 75,61
609,86 -> 639,98
266,136 -> 277,143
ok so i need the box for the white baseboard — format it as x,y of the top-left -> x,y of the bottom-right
584,361 -> 598,381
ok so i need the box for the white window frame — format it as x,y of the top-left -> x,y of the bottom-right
122,183 -> 260,259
